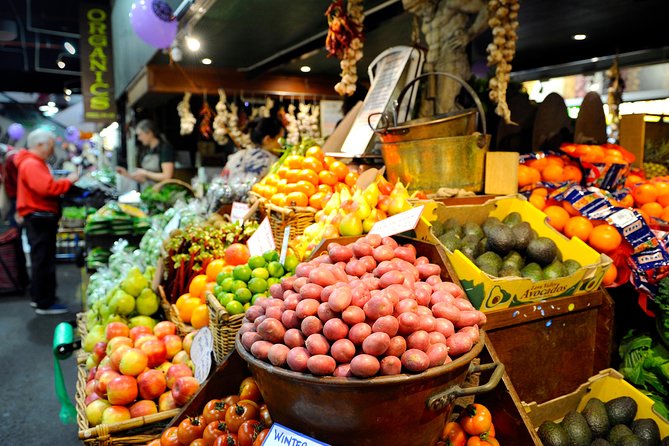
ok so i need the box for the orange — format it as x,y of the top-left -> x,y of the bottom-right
653,181 -> 669,196
658,195 -> 669,208
271,193 -> 287,207
533,187 -> 549,197
276,166 -> 289,179
318,170 -> 338,186
264,174 -> 280,187
588,224 -> 622,253
323,156 -> 336,168
543,205 -> 570,231
526,157 -> 548,171
334,183 -> 350,194
517,165 -> 533,187
541,164 -> 564,183
529,194 -> 547,210
545,156 -> 565,167
604,156 -> 625,164
633,183 -> 659,206
562,201 -> 580,216
302,156 -> 324,173
285,169 -> 301,184
527,167 -> 542,185
635,208 -> 652,225
305,146 -> 325,162
563,165 -> 583,183
286,191 -> 309,207
563,216 -> 593,241
295,180 -> 317,197
297,169 -> 319,186
641,202 -> 663,219
179,297 -> 202,324
285,155 -> 303,169
309,192 -> 328,210
345,171 -> 359,188
189,274 -> 209,300
190,304 -> 209,329
330,161 -> 349,181
626,174 -> 644,187
660,206 -> 669,222
619,194 -> 634,208
206,259 -> 226,282
602,263 -> 617,287
175,293 -> 192,314
318,184 -> 333,194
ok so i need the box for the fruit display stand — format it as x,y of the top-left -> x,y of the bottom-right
253,193 -> 317,248
158,284 -> 195,337
206,291 -> 245,363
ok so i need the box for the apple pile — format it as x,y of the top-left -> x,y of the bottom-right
83,321 -> 201,427
239,234 -> 486,378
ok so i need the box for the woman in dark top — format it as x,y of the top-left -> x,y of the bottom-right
117,119 -> 175,187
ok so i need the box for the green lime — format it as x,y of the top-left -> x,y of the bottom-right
284,254 -> 299,272
230,280 -> 248,293
252,293 -> 267,304
235,288 -> 253,304
248,255 -> 266,269
267,261 -> 285,278
220,277 -> 234,293
263,250 -> 280,263
216,271 -> 232,285
225,300 -> 245,315
233,265 -> 253,282
251,267 -> 270,280
267,277 -> 281,287
248,277 -> 268,294
218,293 -> 234,307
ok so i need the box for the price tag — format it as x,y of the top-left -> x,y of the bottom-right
264,423 -> 330,446
163,212 -> 181,236
279,226 -> 291,264
369,205 -> 424,238
190,327 -> 213,384
230,201 -> 250,223
247,217 -> 275,257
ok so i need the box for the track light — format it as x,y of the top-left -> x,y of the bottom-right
185,35 -> 200,52
64,42 -> 75,54
57,59 -> 66,69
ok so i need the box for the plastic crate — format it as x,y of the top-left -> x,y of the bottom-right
56,229 -> 85,261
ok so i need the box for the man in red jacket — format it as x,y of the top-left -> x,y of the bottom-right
15,128 -> 79,315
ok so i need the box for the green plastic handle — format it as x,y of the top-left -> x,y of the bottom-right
53,322 -> 77,424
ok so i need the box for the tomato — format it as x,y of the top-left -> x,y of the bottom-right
203,421 -> 227,446
178,416 -> 206,446
253,429 -> 269,446
459,404 -> 492,436
441,421 -> 466,446
213,433 -> 239,446
466,436 -> 499,446
160,426 -> 180,446
222,395 -> 240,407
191,440 -> 206,446
225,402 -> 259,433
237,420 -> 262,446
259,404 -> 272,428
488,423 -> 495,438
203,399 -> 229,425
239,378 -> 262,403
224,244 -> 250,267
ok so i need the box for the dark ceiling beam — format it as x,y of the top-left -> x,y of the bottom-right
241,0 -> 405,78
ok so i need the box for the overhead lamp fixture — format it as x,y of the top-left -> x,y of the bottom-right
572,34 -> 587,41
64,42 -> 76,55
64,95 -> 71,102
64,88 -> 72,96
591,57 -> 599,62
48,101 -> 55,107
201,58 -> 212,65
57,59 -> 66,69
185,35 -> 201,52
300,65 -> 311,73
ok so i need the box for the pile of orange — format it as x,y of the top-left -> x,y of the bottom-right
518,155 -> 583,188
628,179 -> 669,224
174,259 -> 230,330
252,146 -> 358,210
560,143 -> 631,165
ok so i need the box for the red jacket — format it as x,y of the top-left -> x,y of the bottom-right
14,149 -> 72,217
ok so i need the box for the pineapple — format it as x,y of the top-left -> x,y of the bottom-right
643,138 -> 669,178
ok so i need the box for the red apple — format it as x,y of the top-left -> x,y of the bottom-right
166,363 -> 193,389
156,361 -> 173,376
110,345 -> 132,371
172,350 -> 190,365
153,321 -> 177,340
85,392 -> 102,406
105,322 -> 130,340
139,339 -> 167,368
158,391 -> 177,411
129,326 -> 153,343
96,370 -> 120,398
101,405 -> 131,424
94,365 -> 113,380
119,348 -> 148,377
106,336 -> 133,356
92,341 -> 108,363
85,399 -> 111,426
129,400 -> 157,418
87,367 -> 98,382
171,376 -> 200,406
182,331 -> 197,355
107,375 -> 138,406
98,356 -> 113,370
134,334 -> 159,350
85,379 -> 98,396
137,369 -> 166,400
162,335 -> 182,360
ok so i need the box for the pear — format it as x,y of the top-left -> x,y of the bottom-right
323,192 -> 340,214
362,182 -> 380,208
388,197 -> 412,215
84,325 -> 106,352
136,288 -> 160,316
339,213 -> 363,237
353,190 -> 372,220
363,209 -> 387,233
129,315 -> 157,329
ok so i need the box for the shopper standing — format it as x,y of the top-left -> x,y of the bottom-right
14,129 -> 78,315
1,146 -> 20,227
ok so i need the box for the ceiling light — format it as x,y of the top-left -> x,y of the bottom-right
64,95 -> 71,102
201,58 -> 212,65
572,34 -> 587,41
300,65 -> 311,73
48,101 -> 55,107
590,57 -> 599,62
57,59 -> 66,69
64,42 -> 75,54
185,35 -> 200,51
64,88 -> 72,96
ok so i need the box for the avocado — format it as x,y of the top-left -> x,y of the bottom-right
511,221 -> 533,251
543,260 -> 567,280
591,440 -> 612,446
661,436 -> 669,446
618,435 -> 646,446
431,220 -> 445,237
564,259 -> 582,276
561,410 -> 592,446
498,265 -> 522,277
439,233 -> 462,252
521,262 -> 544,282
606,397 -> 638,426
608,424 -> 634,445
503,251 -> 525,270
475,251 -> 503,277
582,398 -> 610,438
487,224 -> 516,256
443,218 -> 462,233
462,234 -> 482,246
482,217 -> 502,237
527,237 -> 558,266
631,419 -> 660,446
463,222 -> 484,239
503,211 -> 523,227
477,237 -> 488,255
538,421 -> 571,446
460,243 -> 478,262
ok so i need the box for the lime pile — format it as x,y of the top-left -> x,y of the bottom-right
213,250 -> 298,315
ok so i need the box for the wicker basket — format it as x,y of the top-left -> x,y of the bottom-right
158,285 -> 195,337
152,178 -> 194,194
75,362 -> 179,445
256,197 -> 317,248
206,292 -> 245,364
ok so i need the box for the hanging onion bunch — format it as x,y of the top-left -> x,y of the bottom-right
486,0 -> 519,124
213,89 -> 230,145
325,0 -> 364,96
297,102 -> 321,139
177,92 -> 196,135
226,103 -> 253,149
284,104 -> 301,146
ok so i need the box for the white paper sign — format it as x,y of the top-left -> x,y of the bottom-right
279,226 -> 291,264
230,202 -> 250,223
369,205 -> 424,238
163,212 -> 181,236
264,423 -> 330,446
247,217 -> 275,257
190,327 -> 213,384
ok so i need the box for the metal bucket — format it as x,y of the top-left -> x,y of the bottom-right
235,333 -> 503,446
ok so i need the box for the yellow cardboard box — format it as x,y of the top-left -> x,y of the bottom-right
415,196 -> 612,311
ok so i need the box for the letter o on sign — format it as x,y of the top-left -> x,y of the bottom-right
87,8 -> 106,21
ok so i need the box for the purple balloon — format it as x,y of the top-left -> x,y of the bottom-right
65,125 -> 80,143
129,0 -> 177,49
7,123 -> 24,140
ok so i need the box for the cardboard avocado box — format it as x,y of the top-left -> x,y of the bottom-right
522,368 -> 669,438
415,196 -> 612,312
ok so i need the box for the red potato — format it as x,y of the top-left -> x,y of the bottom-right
418,315 -> 437,333
358,256 -> 377,274
305,334 -> 330,355
372,315 -> 399,337
270,283 -> 284,299
445,332 -> 474,357
381,288 -> 400,306
345,260 -> 367,278
281,310 -> 300,329
295,299 -> 320,319
250,340 -> 273,360
352,242 -> 374,258
322,263 -> 348,283
379,270 -> 405,289
266,298 -> 286,310
307,355 -> 337,376
283,289 -> 296,300
241,332 -> 262,351
245,305 -> 265,323
426,343 -> 449,367
394,299 -> 418,315
328,286 -> 353,312
239,322 -> 256,337
342,306 -> 366,326
414,256 -> 430,265
363,295 -> 394,321
268,344 -> 290,367
380,356 -> 402,376
381,236 -> 399,249
479,311 -> 487,326
321,285 -> 336,303
407,330 -> 430,352
333,363 -> 353,377
402,349 -> 430,373
430,291 -> 455,306
348,323 -> 372,346
417,263 -> 442,280
265,306 -> 283,321
323,318 -> 349,341
284,328 -> 305,348
309,267 -> 337,287
397,312 -> 421,335
394,246 -> 416,264
330,339 -> 356,363
455,311 -> 482,329
414,284 -> 432,306
416,306 -> 433,317
301,316 -> 323,336
286,347 -> 311,372
429,331 -> 447,345
295,263 -> 315,279
364,233 -> 382,247
373,260 -> 397,278
373,245 -> 395,263
431,303 -> 461,323
453,299 -> 475,312
283,294 -> 301,311
350,354 -> 381,378
385,336 -> 407,357
402,276 -> 416,291
426,275 -> 442,286
328,243 -> 354,263
435,281 -> 464,298
434,318 -> 455,338
386,284 -> 414,302
351,286 -> 371,308
299,283 -> 324,301
253,315 -> 267,328
292,276 -> 310,293
312,254 -> 332,265
317,302 -> 338,323
459,325 -> 480,344
257,318 -> 286,344
281,275 -> 297,291
362,332 -> 391,356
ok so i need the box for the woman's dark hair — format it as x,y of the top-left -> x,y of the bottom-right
250,117 -> 285,145
136,119 -> 161,138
